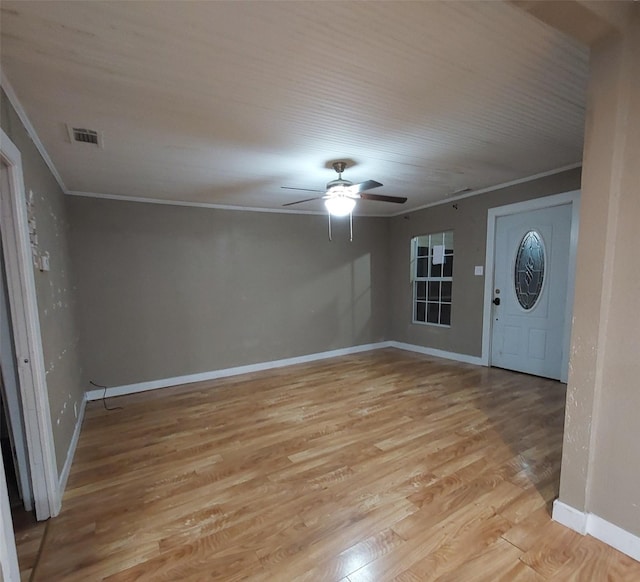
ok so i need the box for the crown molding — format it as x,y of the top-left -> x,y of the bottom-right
66,190 -> 393,218
1,69 -> 581,219
65,190 -> 333,216
389,162 -> 583,217
0,70 -> 68,193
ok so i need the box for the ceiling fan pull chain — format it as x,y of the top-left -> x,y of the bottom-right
328,213 -> 332,241
349,211 -> 353,242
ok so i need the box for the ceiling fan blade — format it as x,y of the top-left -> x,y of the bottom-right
351,180 -> 383,193
281,186 -> 324,193
282,196 -> 323,207
359,193 -> 408,204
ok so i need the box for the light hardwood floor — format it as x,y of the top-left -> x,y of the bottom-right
13,506 -> 47,581
30,349 -> 640,580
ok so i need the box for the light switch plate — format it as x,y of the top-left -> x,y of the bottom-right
40,253 -> 50,272
474,265 -> 484,276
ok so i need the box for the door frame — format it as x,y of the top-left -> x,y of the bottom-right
1,247 -> 34,511
0,128 -> 60,519
481,190 -> 580,382
1,443 -> 20,582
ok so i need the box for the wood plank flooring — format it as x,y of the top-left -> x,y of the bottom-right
30,349 -> 640,580
12,506 -> 47,581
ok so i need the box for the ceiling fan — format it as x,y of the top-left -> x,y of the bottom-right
282,161 -> 407,216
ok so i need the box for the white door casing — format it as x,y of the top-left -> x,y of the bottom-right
0,128 -> 60,520
482,191 -> 580,383
1,236 -> 34,509
0,442 -> 20,582
490,205 -> 571,379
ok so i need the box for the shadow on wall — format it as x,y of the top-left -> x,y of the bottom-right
294,252 -> 374,351
349,253 -> 373,345
68,196 -> 391,387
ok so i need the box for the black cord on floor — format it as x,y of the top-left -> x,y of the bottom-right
89,381 -> 123,411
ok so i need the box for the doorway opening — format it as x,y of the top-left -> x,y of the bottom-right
1,393 -> 21,508
0,129 -> 60,522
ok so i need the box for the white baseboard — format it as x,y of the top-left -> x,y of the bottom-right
589,514 -> 640,562
58,393 -> 87,496
86,341 -> 394,401
552,499 -> 588,534
85,341 -> 486,402
389,341 -> 484,366
553,500 -> 640,562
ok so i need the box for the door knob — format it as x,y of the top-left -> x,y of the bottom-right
493,297 -> 501,306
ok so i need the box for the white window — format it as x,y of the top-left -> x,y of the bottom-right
411,231 -> 454,326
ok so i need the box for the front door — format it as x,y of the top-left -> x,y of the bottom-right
490,204 -> 572,380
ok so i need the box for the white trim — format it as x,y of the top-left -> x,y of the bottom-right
67,190 -> 401,218
0,71 -> 581,221
552,499 -> 588,534
57,394 -> 87,497
66,190 -> 329,216
589,514 -> 640,563
0,445 -> 20,582
388,341 -> 484,366
389,163 -> 582,217
0,246 -> 33,510
1,128 -> 60,519
561,197 -> 580,383
1,70 -> 581,221
85,341 -> 485,403
553,500 -> 640,562
69,164 -> 582,219
481,190 -> 580,379
0,71 -> 67,194
86,342 -> 394,400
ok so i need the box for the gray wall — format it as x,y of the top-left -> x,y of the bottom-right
0,85 -> 581,483
1,89 -> 84,473
0,88 -> 582,477
67,169 -> 581,388
67,197 -> 389,387
559,11 -> 640,538
388,168 -> 582,357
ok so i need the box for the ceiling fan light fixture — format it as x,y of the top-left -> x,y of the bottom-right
324,193 -> 356,217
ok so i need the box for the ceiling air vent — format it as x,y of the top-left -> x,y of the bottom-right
67,125 -> 103,147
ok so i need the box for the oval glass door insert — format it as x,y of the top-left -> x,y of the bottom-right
514,230 -> 545,310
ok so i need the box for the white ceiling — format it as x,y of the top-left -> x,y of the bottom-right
0,1 -> 588,216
